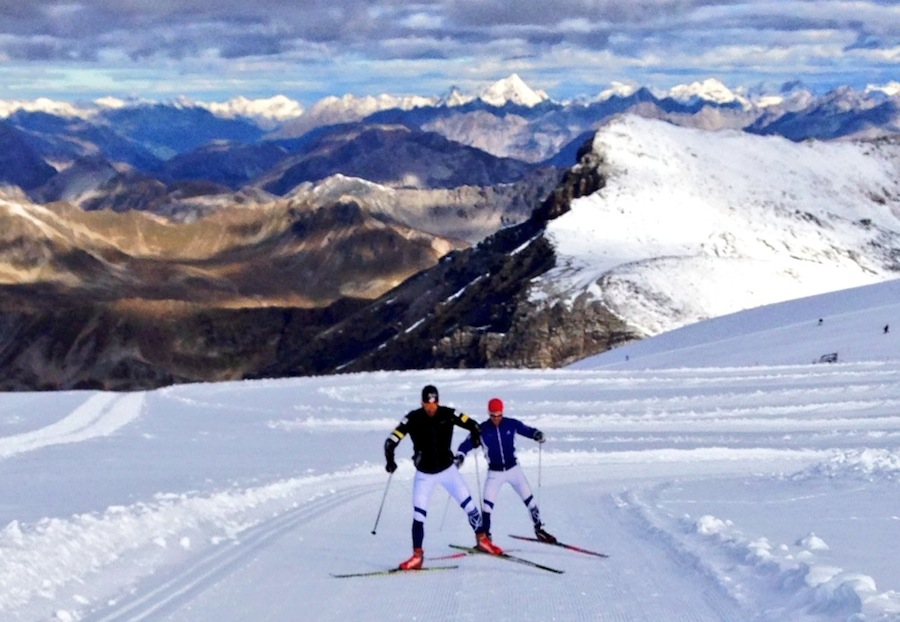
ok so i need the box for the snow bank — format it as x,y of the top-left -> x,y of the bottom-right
793,449 -> 900,482
683,514 -> 900,620
0,466 -> 382,615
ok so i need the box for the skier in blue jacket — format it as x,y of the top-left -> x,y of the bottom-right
455,397 -> 557,543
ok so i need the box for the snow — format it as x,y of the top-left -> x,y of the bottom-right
479,74 -> 549,108
1,277 -> 899,621
667,78 -> 750,108
534,115 -> 900,335
197,95 -> 305,129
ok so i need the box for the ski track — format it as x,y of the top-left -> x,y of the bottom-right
81,485 -> 373,622
3,362 -> 900,620
0,393 -> 145,459
119,472 -> 755,622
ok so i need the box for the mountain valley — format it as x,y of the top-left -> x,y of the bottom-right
0,76 -> 898,390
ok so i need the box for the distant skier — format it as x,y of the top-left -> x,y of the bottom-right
885,324 -> 890,334
455,397 -> 557,543
384,384 -> 503,570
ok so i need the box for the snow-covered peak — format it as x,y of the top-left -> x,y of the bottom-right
438,86 -> 475,107
816,86 -> 872,111
537,114 -> 900,336
93,97 -> 129,110
864,81 -> 900,98
201,95 -> 304,122
287,173 -> 391,203
740,81 -> 817,110
269,92 -> 440,137
0,97 -> 90,119
667,78 -> 749,108
193,95 -> 305,129
479,74 -> 548,108
308,92 -> 437,118
595,81 -> 641,102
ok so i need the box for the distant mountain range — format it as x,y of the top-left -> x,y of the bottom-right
2,75 -> 899,171
0,76 -> 898,390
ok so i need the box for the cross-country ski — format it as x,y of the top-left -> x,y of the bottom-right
509,534 -> 610,558
331,565 -> 458,578
449,544 -> 564,574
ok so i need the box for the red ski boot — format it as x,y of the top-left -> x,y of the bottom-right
476,532 -> 503,555
399,548 -> 424,570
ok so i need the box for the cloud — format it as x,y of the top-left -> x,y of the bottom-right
0,0 -> 897,101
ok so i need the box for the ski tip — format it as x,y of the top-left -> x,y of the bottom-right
508,534 -> 609,558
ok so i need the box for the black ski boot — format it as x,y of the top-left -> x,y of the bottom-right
534,524 -> 557,544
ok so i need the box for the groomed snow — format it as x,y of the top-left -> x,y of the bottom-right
1,279 -> 899,621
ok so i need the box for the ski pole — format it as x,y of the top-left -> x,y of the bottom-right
473,449 -> 483,512
439,491 -> 452,531
371,471 -> 393,535
537,442 -> 543,509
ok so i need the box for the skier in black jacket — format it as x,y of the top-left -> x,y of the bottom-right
384,384 -> 503,570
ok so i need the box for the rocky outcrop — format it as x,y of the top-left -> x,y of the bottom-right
255,136 -> 635,377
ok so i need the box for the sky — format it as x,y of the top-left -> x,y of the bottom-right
0,278 -> 898,621
0,0 -> 898,105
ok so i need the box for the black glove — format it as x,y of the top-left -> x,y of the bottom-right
384,438 -> 397,473
453,453 -> 465,468
534,430 -> 545,443
470,429 -> 482,448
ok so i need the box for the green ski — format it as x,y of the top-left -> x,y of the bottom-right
449,544 -> 564,574
331,565 -> 458,578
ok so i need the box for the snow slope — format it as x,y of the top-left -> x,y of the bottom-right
1,280 -> 899,621
535,115 -> 900,336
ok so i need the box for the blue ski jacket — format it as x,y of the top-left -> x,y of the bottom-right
457,417 -> 541,471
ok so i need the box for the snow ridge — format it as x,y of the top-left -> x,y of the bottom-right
538,115 -> 900,337
621,489 -> 900,621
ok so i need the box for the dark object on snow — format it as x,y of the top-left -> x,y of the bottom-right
817,352 -> 838,364
885,324 -> 890,334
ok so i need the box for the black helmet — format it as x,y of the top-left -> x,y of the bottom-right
421,385 -> 439,404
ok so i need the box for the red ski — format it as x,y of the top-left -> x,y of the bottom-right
509,535 -> 609,558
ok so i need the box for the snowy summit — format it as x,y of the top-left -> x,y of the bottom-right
479,74 -> 549,107
667,77 -> 750,108
534,115 -> 900,337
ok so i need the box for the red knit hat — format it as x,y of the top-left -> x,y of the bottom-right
488,398 -> 504,414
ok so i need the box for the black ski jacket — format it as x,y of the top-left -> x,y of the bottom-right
385,405 -> 480,474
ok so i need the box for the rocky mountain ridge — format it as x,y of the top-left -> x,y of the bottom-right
260,117 -> 900,377
0,73 -> 898,390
